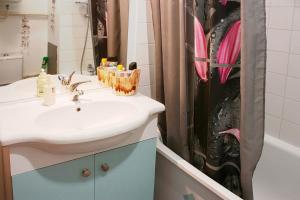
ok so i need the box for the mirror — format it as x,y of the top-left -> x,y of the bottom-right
0,0 -> 131,103
90,0 -> 130,67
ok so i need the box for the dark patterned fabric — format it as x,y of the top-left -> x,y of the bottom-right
151,0 -> 266,199
188,0 -> 242,197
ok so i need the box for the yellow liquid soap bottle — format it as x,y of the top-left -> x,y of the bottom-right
37,68 -> 47,97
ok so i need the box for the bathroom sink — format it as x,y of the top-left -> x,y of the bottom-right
0,89 -> 165,153
36,101 -> 141,132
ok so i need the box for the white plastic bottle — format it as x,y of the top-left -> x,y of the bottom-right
43,76 -> 56,106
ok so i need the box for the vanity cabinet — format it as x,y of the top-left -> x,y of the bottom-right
12,155 -> 95,200
94,138 -> 156,200
11,139 -> 156,200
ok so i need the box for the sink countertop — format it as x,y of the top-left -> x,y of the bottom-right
0,88 -> 165,147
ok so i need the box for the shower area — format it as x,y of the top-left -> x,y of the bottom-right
150,0 -> 263,199
152,0 -> 300,200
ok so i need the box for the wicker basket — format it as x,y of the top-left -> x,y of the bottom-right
112,69 -> 141,96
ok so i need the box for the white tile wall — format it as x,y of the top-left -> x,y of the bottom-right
269,7 -> 293,29
129,0 -> 156,98
280,120 -> 300,147
290,31 -> 300,54
265,93 -> 284,118
267,29 -> 291,52
265,115 -> 281,137
288,54 -> 300,77
272,0 -> 294,6
57,0 -> 94,74
8,0 -> 48,14
266,72 -> 286,96
293,7 -> 300,30
266,0 -> 300,147
0,0 -> 92,76
0,0 -> 48,77
266,51 -> 289,74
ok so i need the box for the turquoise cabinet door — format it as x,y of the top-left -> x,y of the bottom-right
12,155 -> 94,200
94,139 -> 157,200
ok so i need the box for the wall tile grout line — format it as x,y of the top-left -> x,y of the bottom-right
277,0 -> 296,139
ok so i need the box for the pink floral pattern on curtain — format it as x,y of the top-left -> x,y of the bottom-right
194,16 -> 208,81
217,20 -> 241,84
219,0 -> 228,6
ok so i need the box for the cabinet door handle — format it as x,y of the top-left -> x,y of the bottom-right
101,163 -> 110,172
82,168 -> 91,177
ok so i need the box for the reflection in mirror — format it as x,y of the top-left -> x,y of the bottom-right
90,0 -> 130,67
0,0 -> 120,103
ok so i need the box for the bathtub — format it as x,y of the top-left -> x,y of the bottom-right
155,134 -> 300,200
253,134 -> 300,200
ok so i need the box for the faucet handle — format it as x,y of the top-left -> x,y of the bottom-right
58,71 -> 76,86
67,71 -> 76,85
58,75 -> 66,84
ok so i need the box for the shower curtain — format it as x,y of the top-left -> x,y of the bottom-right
151,0 -> 266,199
107,0 -> 129,66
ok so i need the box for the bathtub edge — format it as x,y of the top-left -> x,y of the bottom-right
156,140 -> 243,200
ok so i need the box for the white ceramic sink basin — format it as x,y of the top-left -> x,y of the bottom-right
0,89 -> 165,153
36,101 -> 140,132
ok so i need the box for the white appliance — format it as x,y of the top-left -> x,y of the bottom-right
0,54 -> 23,85
0,0 -> 21,4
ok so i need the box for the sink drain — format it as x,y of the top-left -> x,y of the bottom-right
76,107 -> 81,112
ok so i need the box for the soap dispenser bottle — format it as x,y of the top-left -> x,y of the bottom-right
37,69 -> 47,97
43,76 -> 56,106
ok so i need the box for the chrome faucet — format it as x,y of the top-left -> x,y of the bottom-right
72,90 -> 84,102
69,80 -> 91,102
58,71 -> 92,101
69,80 -> 91,92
